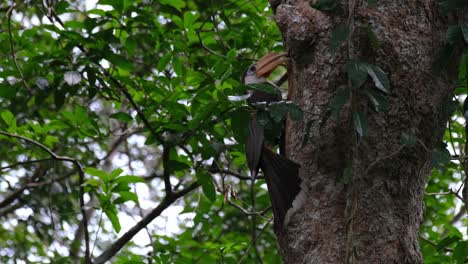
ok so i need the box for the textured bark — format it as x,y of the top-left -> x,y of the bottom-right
271,1 -> 460,263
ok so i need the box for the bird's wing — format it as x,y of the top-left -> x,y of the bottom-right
246,114 -> 264,179
260,146 -> 301,231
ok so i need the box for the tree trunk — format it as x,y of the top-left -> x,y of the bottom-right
271,1 -> 456,263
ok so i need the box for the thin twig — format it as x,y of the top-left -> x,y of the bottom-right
416,138 -> 431,153
0,158 -> 55,171
419,235 -> 453,252
7,4 -> 32,94
162,146 -> 172,196
41,6 -> 163,146
0,176 -> 66,209
425,191 -> 451,196
0,131 -> 91,263
91,210 -> 104,257
249,178 -> 263,264
365,145 -> 405,175
228,200 -> 271,218
196,29 -> 226,59
365,139 -> 431,176
219,169 -> 263,180
236,218 -> 273,264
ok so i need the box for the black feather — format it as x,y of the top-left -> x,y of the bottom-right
260,147 -> 301,231
246,115 -> 264,179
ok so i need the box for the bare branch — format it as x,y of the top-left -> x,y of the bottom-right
228,200 -> 271,218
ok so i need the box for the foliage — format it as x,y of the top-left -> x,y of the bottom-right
0,0 -> 283,262
0,0 -> 466,263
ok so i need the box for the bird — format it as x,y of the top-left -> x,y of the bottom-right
241,52 -> 304,231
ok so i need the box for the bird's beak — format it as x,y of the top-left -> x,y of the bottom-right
255,52 -> 288,78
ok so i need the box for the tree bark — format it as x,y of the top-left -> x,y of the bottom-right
272,1 -> 457,263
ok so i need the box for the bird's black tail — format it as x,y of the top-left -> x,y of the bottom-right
260,146 -> 302,231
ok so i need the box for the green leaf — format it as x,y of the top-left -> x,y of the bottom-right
125,36 -> 137,56
107,53 -> 135,72
365,89 -> 388,112
172,56 -> 183,76
159,0 -> 186,11
353,111 -> 368,137
113,191 -> 138,204
330,25 -> 349,54
268,101 -> 289,123
459,52 -> 468,87
167,160 -> 190,173
197,172 -> 216,202
183,12 -> 199,29
447,25 -> 462,44
365,65 -> 390,93
157,54 -> 171,71
230,108 -> 250,144
99,0 -> 123,13
440,0 -> 467,12
226,49 -> 237,60
84,179 -> 101,187
113,175 -> 145,184
453,241 -> 468,263
245,83 -> 281,96
110,112 -> 133,122
432,146 -> 451,172
1,110 -> 16,130
437,236 -> 460,251
84,167 -> 110,182
109,168 -> 123,179
111,182 -> 131,193
287,102 -> 304,121
256,110 -> 272,128
0,82 -> 17,99
104,208 -> 121,233
44,135 -> 59,147
434,44 -> 456,73
329,86 -> 350,119
346,60 -> 368,88
55,1 -> 71,14
311,0 -> 341,12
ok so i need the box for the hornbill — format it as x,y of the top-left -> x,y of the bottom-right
241,52 -> 304,231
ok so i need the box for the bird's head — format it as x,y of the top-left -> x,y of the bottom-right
242,52 -> 288,85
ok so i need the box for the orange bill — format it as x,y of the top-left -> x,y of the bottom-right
255,52 -> 288,78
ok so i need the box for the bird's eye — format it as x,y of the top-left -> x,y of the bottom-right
247,65 -> 256,74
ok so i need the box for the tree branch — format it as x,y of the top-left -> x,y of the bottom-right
7,4 -> 31,94
0,131 -> 91,263
162,146 -> 172,196
0,173 -> 68,209
218,169 -> 263,180
419,235 -> 453,252
93,182 -> 200,264
0,158 -> 54,171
